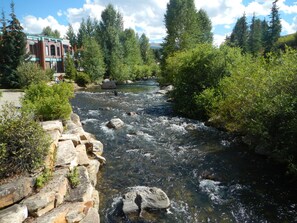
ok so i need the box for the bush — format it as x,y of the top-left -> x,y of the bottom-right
0,104 -> 51,177
75,72 -> 91,87
164,44 -> 241,119
22,82 -> 74,121
35,168 -> 52,189
67,167 -> 80,188
16,62 -> 49,88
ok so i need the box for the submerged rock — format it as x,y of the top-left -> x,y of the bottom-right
122,186 -> 170,216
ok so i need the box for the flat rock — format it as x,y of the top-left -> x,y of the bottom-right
60,134 -> 81,146
0,204 -> 28,223
66,166 -> 94,202
106,118 -> 124,129
81,207 -> 100,223
55,140 -> 77,167
41,120 -> 63,133
71,113 -> 82,127
122,186 -> 170,215
22,169 -> 69,217
76,144 -> 90,166
0,177 -> 34,209
87,159 -> 100,186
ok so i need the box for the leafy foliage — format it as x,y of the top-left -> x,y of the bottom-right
0,104 -> 50,177
22,82 -> 74,121
67,167 -> 80,188
35,168 -> 52,189
64,52 -> 77,80
16,63 -> 49,88
81,37 -> 105,82
75,72 -> 91,87
41,26 -> 60,38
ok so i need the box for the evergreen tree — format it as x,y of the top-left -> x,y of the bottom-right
261,19 -> 270,49
41,26 -> 60,38
266,0 -> 282,52
99,4 -> 124,78
77,18 -> 87,49
64,52 -> 76,80
162,0 -> 202,60
81,37 -> 105,82
139,33 -> 155,65
248,14 -> 263,56
0,1 -> 26,88
197,9 -> 213,43
66,24 -> 77,50
229,13 -> 249,52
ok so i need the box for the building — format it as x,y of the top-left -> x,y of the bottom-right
26,34 -> 72,73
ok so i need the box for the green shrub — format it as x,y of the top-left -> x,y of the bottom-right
35,168 -> 52,189
67,167 -> 80,188
75,72 -> 91,87
16,62 -> 49,88
22,82 -> 74,121
0,103 -> 51,177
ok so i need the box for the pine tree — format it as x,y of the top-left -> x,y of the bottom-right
66,24 -> 77,51
77,18 -> 87,49
41,26 -> 60,38
0,1 -> 26,88
248,14 -> 263,56
64,52 -> 76,80
266,0 -> 282,52
229,13 -> 249,52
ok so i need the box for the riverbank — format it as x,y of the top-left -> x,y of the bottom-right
0,113 -> 105,223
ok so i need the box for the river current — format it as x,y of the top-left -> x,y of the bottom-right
71,80 -> 297,223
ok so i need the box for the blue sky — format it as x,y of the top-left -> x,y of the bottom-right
1,0 -> 297,45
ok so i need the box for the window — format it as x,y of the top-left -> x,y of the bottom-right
45,45 -> 49,56
50,45 -> 56,56
29,44 -> 35,55
57,46 -> 60,56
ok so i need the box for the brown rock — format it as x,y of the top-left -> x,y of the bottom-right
55,140 -> 77,168
60,134 -> 81,146
0,177 -> 34,209
76,144 -> 90,166
87,160 -> 100,186
80,207 -> 100,223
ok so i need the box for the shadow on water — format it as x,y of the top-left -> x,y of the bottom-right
71,80 -> 297,223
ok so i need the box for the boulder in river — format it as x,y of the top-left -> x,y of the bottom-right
106,118 -> 124,129
122,186 -> 170,216
101,79 -> 116,89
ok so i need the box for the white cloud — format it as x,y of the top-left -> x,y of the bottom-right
22,15 -> 68,38
281,18 -> 296,34
20,0 -> 297,44
213,34 -> 228,46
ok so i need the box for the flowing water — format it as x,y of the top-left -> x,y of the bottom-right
71,80 -> 297,223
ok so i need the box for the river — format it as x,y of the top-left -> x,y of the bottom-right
71,80 -> 297,223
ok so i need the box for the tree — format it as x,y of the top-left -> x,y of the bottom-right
162,0 -> 202,60
66,24 -> 77,50
0,1 -> 27,88
120,29 -> 142,80
99,4 -> 124,78
197,9 -> 213,43
64,52 -> 77,80
41,26 -> 60,38
266,0 -> 282,53
228,13 -> 249,52
248,14 -> 263,56
139,33 -> 155,65
77,18 -> 87,49
81,37 -> 105,82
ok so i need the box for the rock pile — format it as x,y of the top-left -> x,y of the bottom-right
0,113 -> 105,223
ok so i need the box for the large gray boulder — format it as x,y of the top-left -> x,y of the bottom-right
106,118 -> 124,129
122,186 -> 170,215
41,120 -> 63,133
101,79 -> 116,89
0,204 -> 28,223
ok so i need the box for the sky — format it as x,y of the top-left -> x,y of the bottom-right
1,0 -> 297,46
